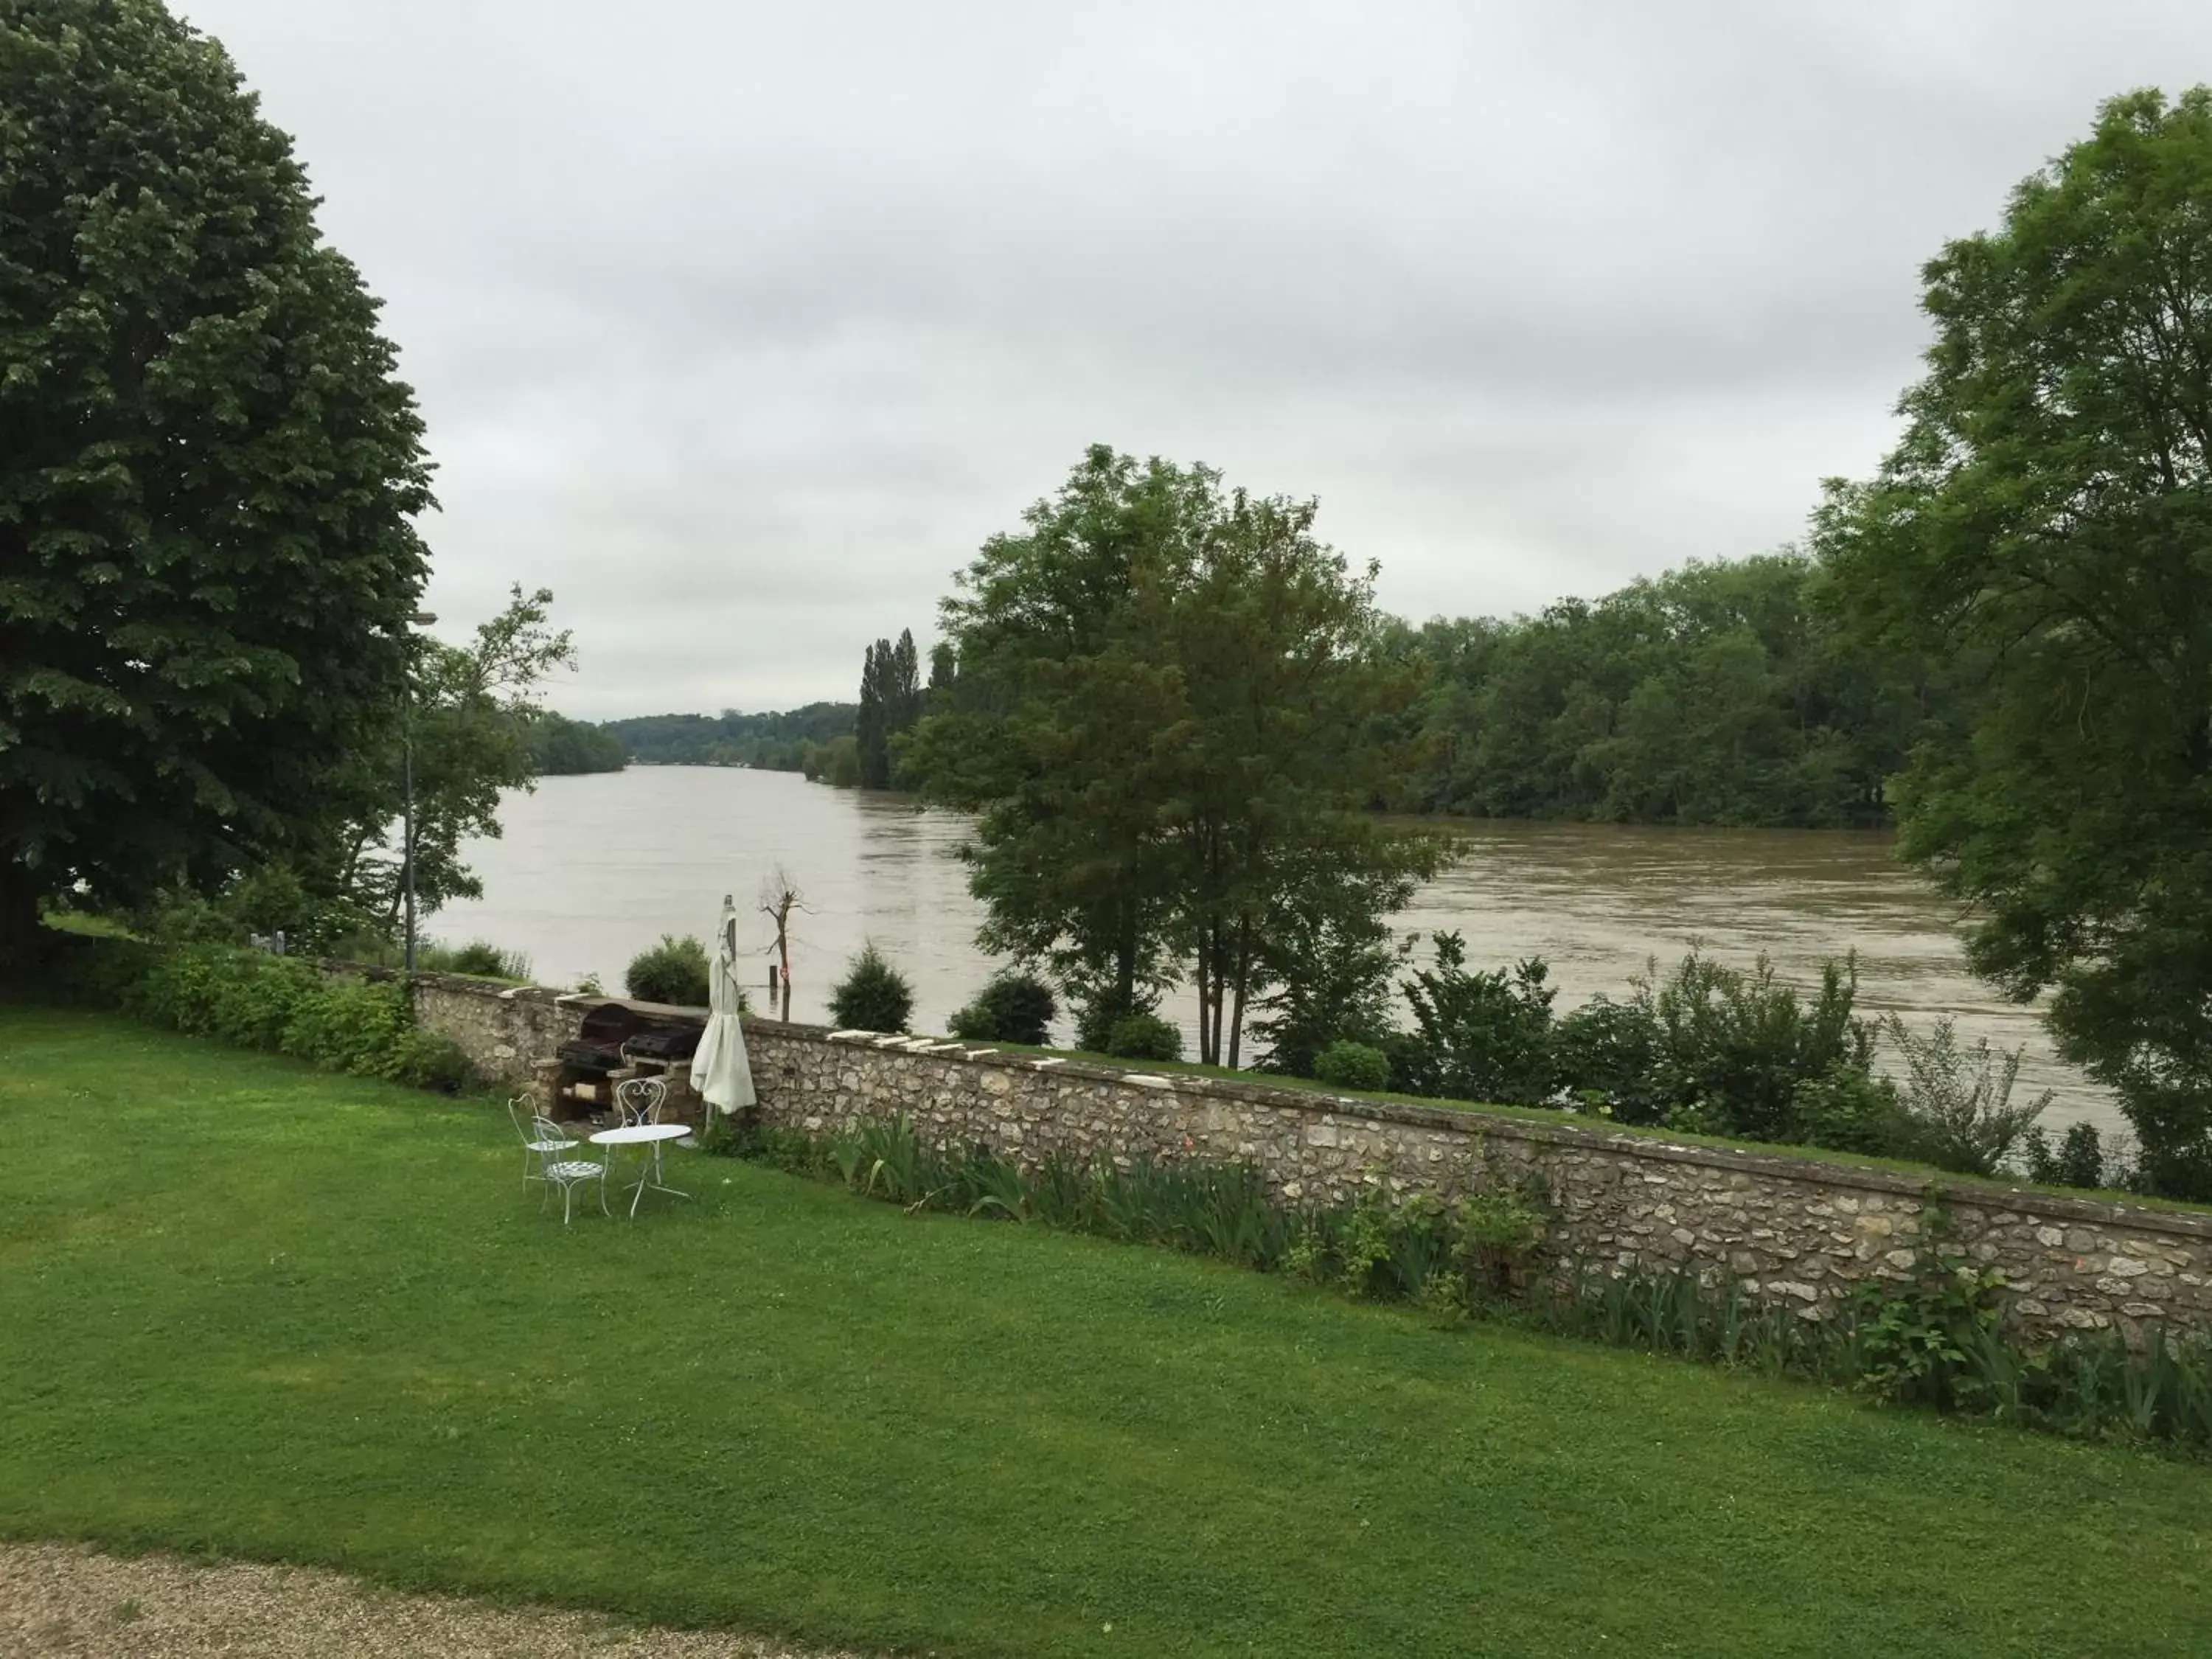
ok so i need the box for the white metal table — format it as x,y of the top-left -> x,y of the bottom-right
588,1122 -> 692,1219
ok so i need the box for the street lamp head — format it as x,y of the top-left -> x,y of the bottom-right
408,611 -> 439,626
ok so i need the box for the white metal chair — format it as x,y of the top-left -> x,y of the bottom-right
612,1076 -> 678,1191
507,1095 -> 609,1223
613,1076 -> 667,1125
507,1095 -> 572,1189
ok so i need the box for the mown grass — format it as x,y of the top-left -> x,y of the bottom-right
3,1005 -> 2211,1658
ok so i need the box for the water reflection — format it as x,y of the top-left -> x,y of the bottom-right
437,768 -> 2112,1132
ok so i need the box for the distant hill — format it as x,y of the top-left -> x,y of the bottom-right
600,703 -> 859,772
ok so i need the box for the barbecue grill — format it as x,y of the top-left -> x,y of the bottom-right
557,1001 -> 658,1079
549,1001 -> 709,1113
625,1023 -> 703,1065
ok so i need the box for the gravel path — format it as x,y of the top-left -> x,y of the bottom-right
0,1543 -> 869,1658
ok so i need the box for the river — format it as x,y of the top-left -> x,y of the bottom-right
435,765 -> 2115,1133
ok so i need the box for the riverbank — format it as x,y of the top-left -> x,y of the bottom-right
433,767 -> 2116,1132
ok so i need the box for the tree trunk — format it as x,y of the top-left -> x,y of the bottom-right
1226,922 -> 1252,1070
1113,910 -> 1138,1032
1194,936 -> 1213,1066
1202,920 -> 1225,1066
775,902 -> 794,1020
0,854 -> 52,978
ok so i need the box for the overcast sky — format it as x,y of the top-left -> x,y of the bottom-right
179,1 -> 2212,720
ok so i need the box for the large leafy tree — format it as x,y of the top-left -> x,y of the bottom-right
0,0 -> 432,967
909,445 -> 1440,1063
906,448 -> 1201,1037
1144,487 -> 1440,1065
1817,88 -> 2212,1197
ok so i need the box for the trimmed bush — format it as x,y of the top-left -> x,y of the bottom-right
131,942 -> 476,1093
948,971 -> 1057,1046
279,977 -> 412,1076
829,942 -> 914,1033
1314,1040 -> 1390,1092
625,934 -> 711,1006
1105,1012 -> 1182,1062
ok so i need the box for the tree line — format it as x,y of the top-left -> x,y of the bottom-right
597,703 -> 859,773
1388,553 -> 1960,826
592,548 -> 1962,829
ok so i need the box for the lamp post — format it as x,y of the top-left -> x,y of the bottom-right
403,611 -> 437,973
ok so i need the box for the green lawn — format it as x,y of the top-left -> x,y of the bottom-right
2,1007 -> 2208,1658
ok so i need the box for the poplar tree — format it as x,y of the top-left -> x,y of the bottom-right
855,639 -> 891,789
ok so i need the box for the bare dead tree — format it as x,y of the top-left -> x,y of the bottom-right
757,864 -> 808,1021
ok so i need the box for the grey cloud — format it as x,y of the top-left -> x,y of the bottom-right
178,0 -> 2212,717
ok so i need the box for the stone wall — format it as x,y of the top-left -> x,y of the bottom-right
737,1020 -> 2212,1345
409,975 -> 588,1085
398,973 -> 2212,1343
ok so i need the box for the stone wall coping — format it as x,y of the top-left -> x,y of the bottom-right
740,1013 -> 2212,1245
375,971 -> 708,1022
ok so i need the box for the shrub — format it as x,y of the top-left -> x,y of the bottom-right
1549,994 -> 1662,1121
1105,1012 -> 1182,1062
134,944 -> 323,1048
1455,1189 -> 1550,1298
128,942 -> 479,1093
1071,990 -> 1155,1055
1395,934 -> 1556,1105
140,888 -> 249,946
1313,1040 -> 1390,1092
420,939 -> 531,981
1248,899 -> 1401,1079
1645,951 -> 1876,1145
389,1028 -> 477,1093
1791,1065 -> 1908,1156
625,934 -> 711,1006
1885,1016 -> 2051,1177
948,970 -> 1057,1046
142,870 -> 378,959
829,942 -> 914,1032
2023,1121 -> 2110,1190
40,931 -> 161,1009
279,978 -> 411,1076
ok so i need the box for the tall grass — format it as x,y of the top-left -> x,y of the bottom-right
1538,1260 -> 2212,1445
706,1111 -> 2212,1455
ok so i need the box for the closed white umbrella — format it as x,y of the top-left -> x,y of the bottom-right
689,893 -> 757,1119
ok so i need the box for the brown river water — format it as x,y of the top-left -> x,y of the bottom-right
437,766 -> 2115,1134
